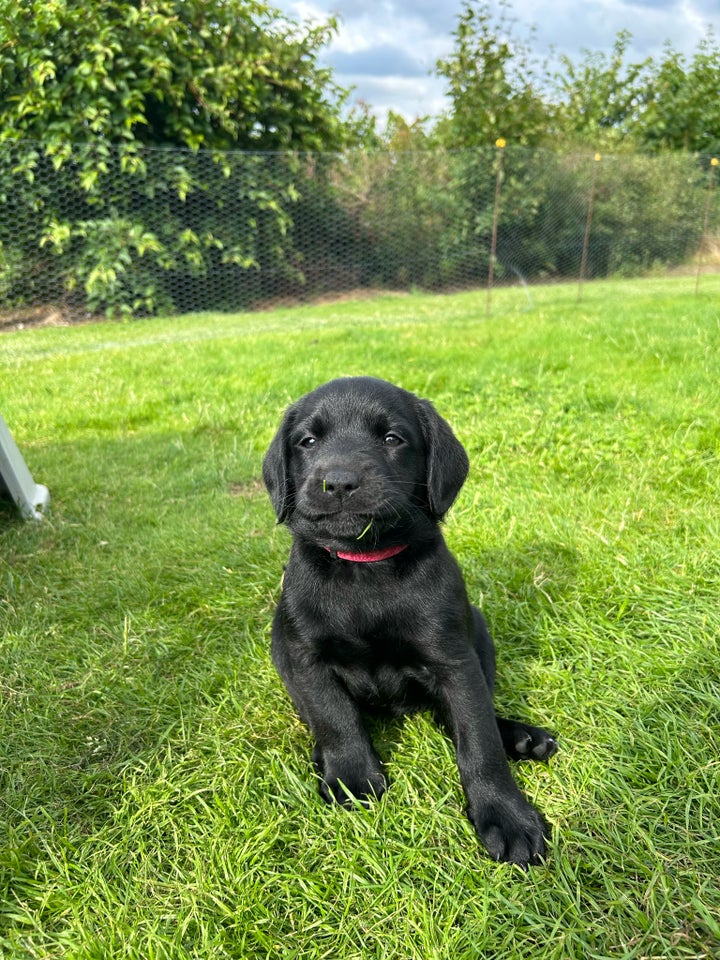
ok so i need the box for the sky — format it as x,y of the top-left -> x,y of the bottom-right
275,0 -> 720,122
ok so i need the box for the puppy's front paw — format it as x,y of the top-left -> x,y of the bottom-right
313,746 -> 386,807
469,797 -> 550,868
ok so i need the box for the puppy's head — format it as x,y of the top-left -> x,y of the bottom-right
262,377 -> 468,549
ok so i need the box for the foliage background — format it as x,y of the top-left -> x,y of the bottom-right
1,0 -> 719,320
0,142 -> 717,320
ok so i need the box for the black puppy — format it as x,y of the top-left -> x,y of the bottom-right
263,376 -> 557,867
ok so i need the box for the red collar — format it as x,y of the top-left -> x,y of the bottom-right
325,543 -> 408,563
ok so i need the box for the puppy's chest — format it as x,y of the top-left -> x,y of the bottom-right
296,563 -> 422,626
317,628 -> 436,711
306,586 -> 428,656
309,587 -> 438,700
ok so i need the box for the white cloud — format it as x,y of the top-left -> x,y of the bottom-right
504,0 -> 711,58
328,45 -> 427,77
680,0 -> 715,36
342,75 -> 449,120
276,0 -> 719,121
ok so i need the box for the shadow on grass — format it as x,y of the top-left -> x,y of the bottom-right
0,431 -> 274,839
466,538 -> 580,653
0,495 -> 23,526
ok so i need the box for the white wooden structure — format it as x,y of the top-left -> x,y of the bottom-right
0,413 -> 50,520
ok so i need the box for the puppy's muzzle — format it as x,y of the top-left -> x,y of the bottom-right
303,459 -> 384,516
320,466 -> 361,500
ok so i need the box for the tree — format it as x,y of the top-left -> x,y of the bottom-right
428,2 -> 557,291
552,32 -> 652,148
434,0 -> 552,148
552,29 -> 720,155
0,0 -> 350,151
0,0 -> 353,316
640,33 -> 720,154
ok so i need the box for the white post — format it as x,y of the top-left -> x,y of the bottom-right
0,413 -> 50,520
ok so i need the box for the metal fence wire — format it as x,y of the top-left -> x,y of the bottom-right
0,141 -> 718,325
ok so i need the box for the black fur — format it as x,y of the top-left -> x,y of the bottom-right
263,376 -> 557,867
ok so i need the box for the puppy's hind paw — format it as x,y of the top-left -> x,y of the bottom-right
497,718 -> 558,762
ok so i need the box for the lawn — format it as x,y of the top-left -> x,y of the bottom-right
1,277 -> 719,959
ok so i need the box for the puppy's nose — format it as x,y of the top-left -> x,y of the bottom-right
322,468 -> 360,497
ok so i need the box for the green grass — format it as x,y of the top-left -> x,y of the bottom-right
1,276 -> 719,959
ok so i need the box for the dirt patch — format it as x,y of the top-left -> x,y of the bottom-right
0,288 -> 409,333
0,304 -> 101,333
229,478 -> 265,498
247,287 -> 410,313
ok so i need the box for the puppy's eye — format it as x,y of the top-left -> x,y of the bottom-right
383,433 -> 403,447
298,436 -> 317,448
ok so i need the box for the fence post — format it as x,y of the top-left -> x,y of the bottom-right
695,156 -> 719,295
578,153 -> 601,303
486,138 -> 506,317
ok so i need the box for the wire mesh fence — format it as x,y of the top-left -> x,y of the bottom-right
0,141 -> 718,326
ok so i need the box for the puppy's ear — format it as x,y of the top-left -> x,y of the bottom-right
262,404 -> 297,522
416,398 -> 469,518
